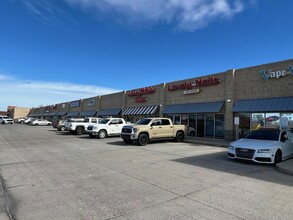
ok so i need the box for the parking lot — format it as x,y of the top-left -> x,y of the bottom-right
0,124 -> 293,220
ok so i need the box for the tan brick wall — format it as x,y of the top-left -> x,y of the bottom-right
124,84 -> 163,108
69,100 -> 82,112
58,102 -> 69,112
12,107 -> 31,119
164,73 -> 226,105
99,92 -> 124,109
81,96 -> 99,111
234,59 -> 293,100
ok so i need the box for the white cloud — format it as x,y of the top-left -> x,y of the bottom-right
0,74 -> 13,80
0,75 -> 120,110
21,0 -> 246,31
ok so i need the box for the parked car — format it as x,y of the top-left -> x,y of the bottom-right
65,118 -> 101,135
31,119 -> 52,126
121,118 -> 185,146
52,119 -> 59,128
56,120 -> 66,131
0,115 -> 14,124
16,117 -> 27,124
24,117 -> 36,125
86,118 -> 127,138
228,129 -> 293,164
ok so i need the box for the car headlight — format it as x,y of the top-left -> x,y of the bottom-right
257,149 -> 272,153
228,145 -> 234,150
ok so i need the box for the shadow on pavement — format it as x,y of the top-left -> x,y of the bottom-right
172,151 -> 293,187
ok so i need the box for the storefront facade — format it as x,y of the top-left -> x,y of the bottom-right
122,84 -> 164,123
97,92 -> 124,118
80,96 -> 99,117
30,59 -> 293,140
67,100 -> 82,118
163,73 -> 226,139
56,102 -> 69,119
232,59 -> 293,139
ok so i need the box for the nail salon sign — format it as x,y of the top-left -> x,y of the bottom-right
260,66 -> 293,81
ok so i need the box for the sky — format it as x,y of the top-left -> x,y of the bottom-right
0,0 -> 292,111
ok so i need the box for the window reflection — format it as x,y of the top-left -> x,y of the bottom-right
265,113 -> 280,129
251,113 -> 265,130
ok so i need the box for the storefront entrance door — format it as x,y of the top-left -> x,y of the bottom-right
197,115 -> 205,137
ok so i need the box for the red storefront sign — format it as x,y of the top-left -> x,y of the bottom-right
168,76 -> 220,92
127,87 -> 155,103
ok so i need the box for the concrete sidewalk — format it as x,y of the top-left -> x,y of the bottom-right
184,136 -> 293,176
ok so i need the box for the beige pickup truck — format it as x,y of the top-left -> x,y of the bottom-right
121,117 -> 185,146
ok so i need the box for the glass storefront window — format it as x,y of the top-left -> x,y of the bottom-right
237,112 -> 293,140
188,115 -> 196,136
205,114 -> 214,138
197,115 -> 205,137
181,115 -> 188,126
265,113 -> 280,129
215,114 -> 224,138
163,113 -> 224,139
251,113 -> 265,130
239,113 -> 250,138
174,115 -> 181,125
281,113 -> 293,130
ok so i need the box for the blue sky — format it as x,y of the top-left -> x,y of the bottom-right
0,0 -> 292,111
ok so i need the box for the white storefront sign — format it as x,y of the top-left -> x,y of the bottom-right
234,117 -> 240,125
260,66 -> 293,81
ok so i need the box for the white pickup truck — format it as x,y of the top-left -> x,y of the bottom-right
86,118 -> 127,139
65,117 -> 102,135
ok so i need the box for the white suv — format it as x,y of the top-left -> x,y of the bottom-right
0,115 -> 14,124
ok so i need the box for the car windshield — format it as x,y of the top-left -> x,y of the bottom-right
99,119 -> 110,124
135,118 -> 152,125
245,130 -> 280,141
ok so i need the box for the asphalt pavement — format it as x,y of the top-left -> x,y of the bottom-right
184,136 -> 293,176
0,135 -> 292,219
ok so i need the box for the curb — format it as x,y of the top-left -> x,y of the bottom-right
274,164 -> 293,177
184,138 -> 229,148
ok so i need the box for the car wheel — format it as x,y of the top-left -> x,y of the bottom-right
60,126 -> 65,131
138,133 -> 148,146
2,121 -> 5,124
175,131 -> 184,142
123,139 -> 132,144
76,127 -> 84,135
35,123 -> 39,126
274,150 -> 282,164
98,130 -> 107,139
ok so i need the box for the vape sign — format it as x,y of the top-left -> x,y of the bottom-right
260,66 -> 293,81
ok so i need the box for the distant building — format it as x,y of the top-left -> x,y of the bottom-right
0,111 -> 7,116
7,107 -> 31,119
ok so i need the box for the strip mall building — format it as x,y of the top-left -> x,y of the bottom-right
29,59 -> 293,140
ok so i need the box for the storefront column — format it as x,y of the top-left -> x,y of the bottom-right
224,69 -> 236,140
